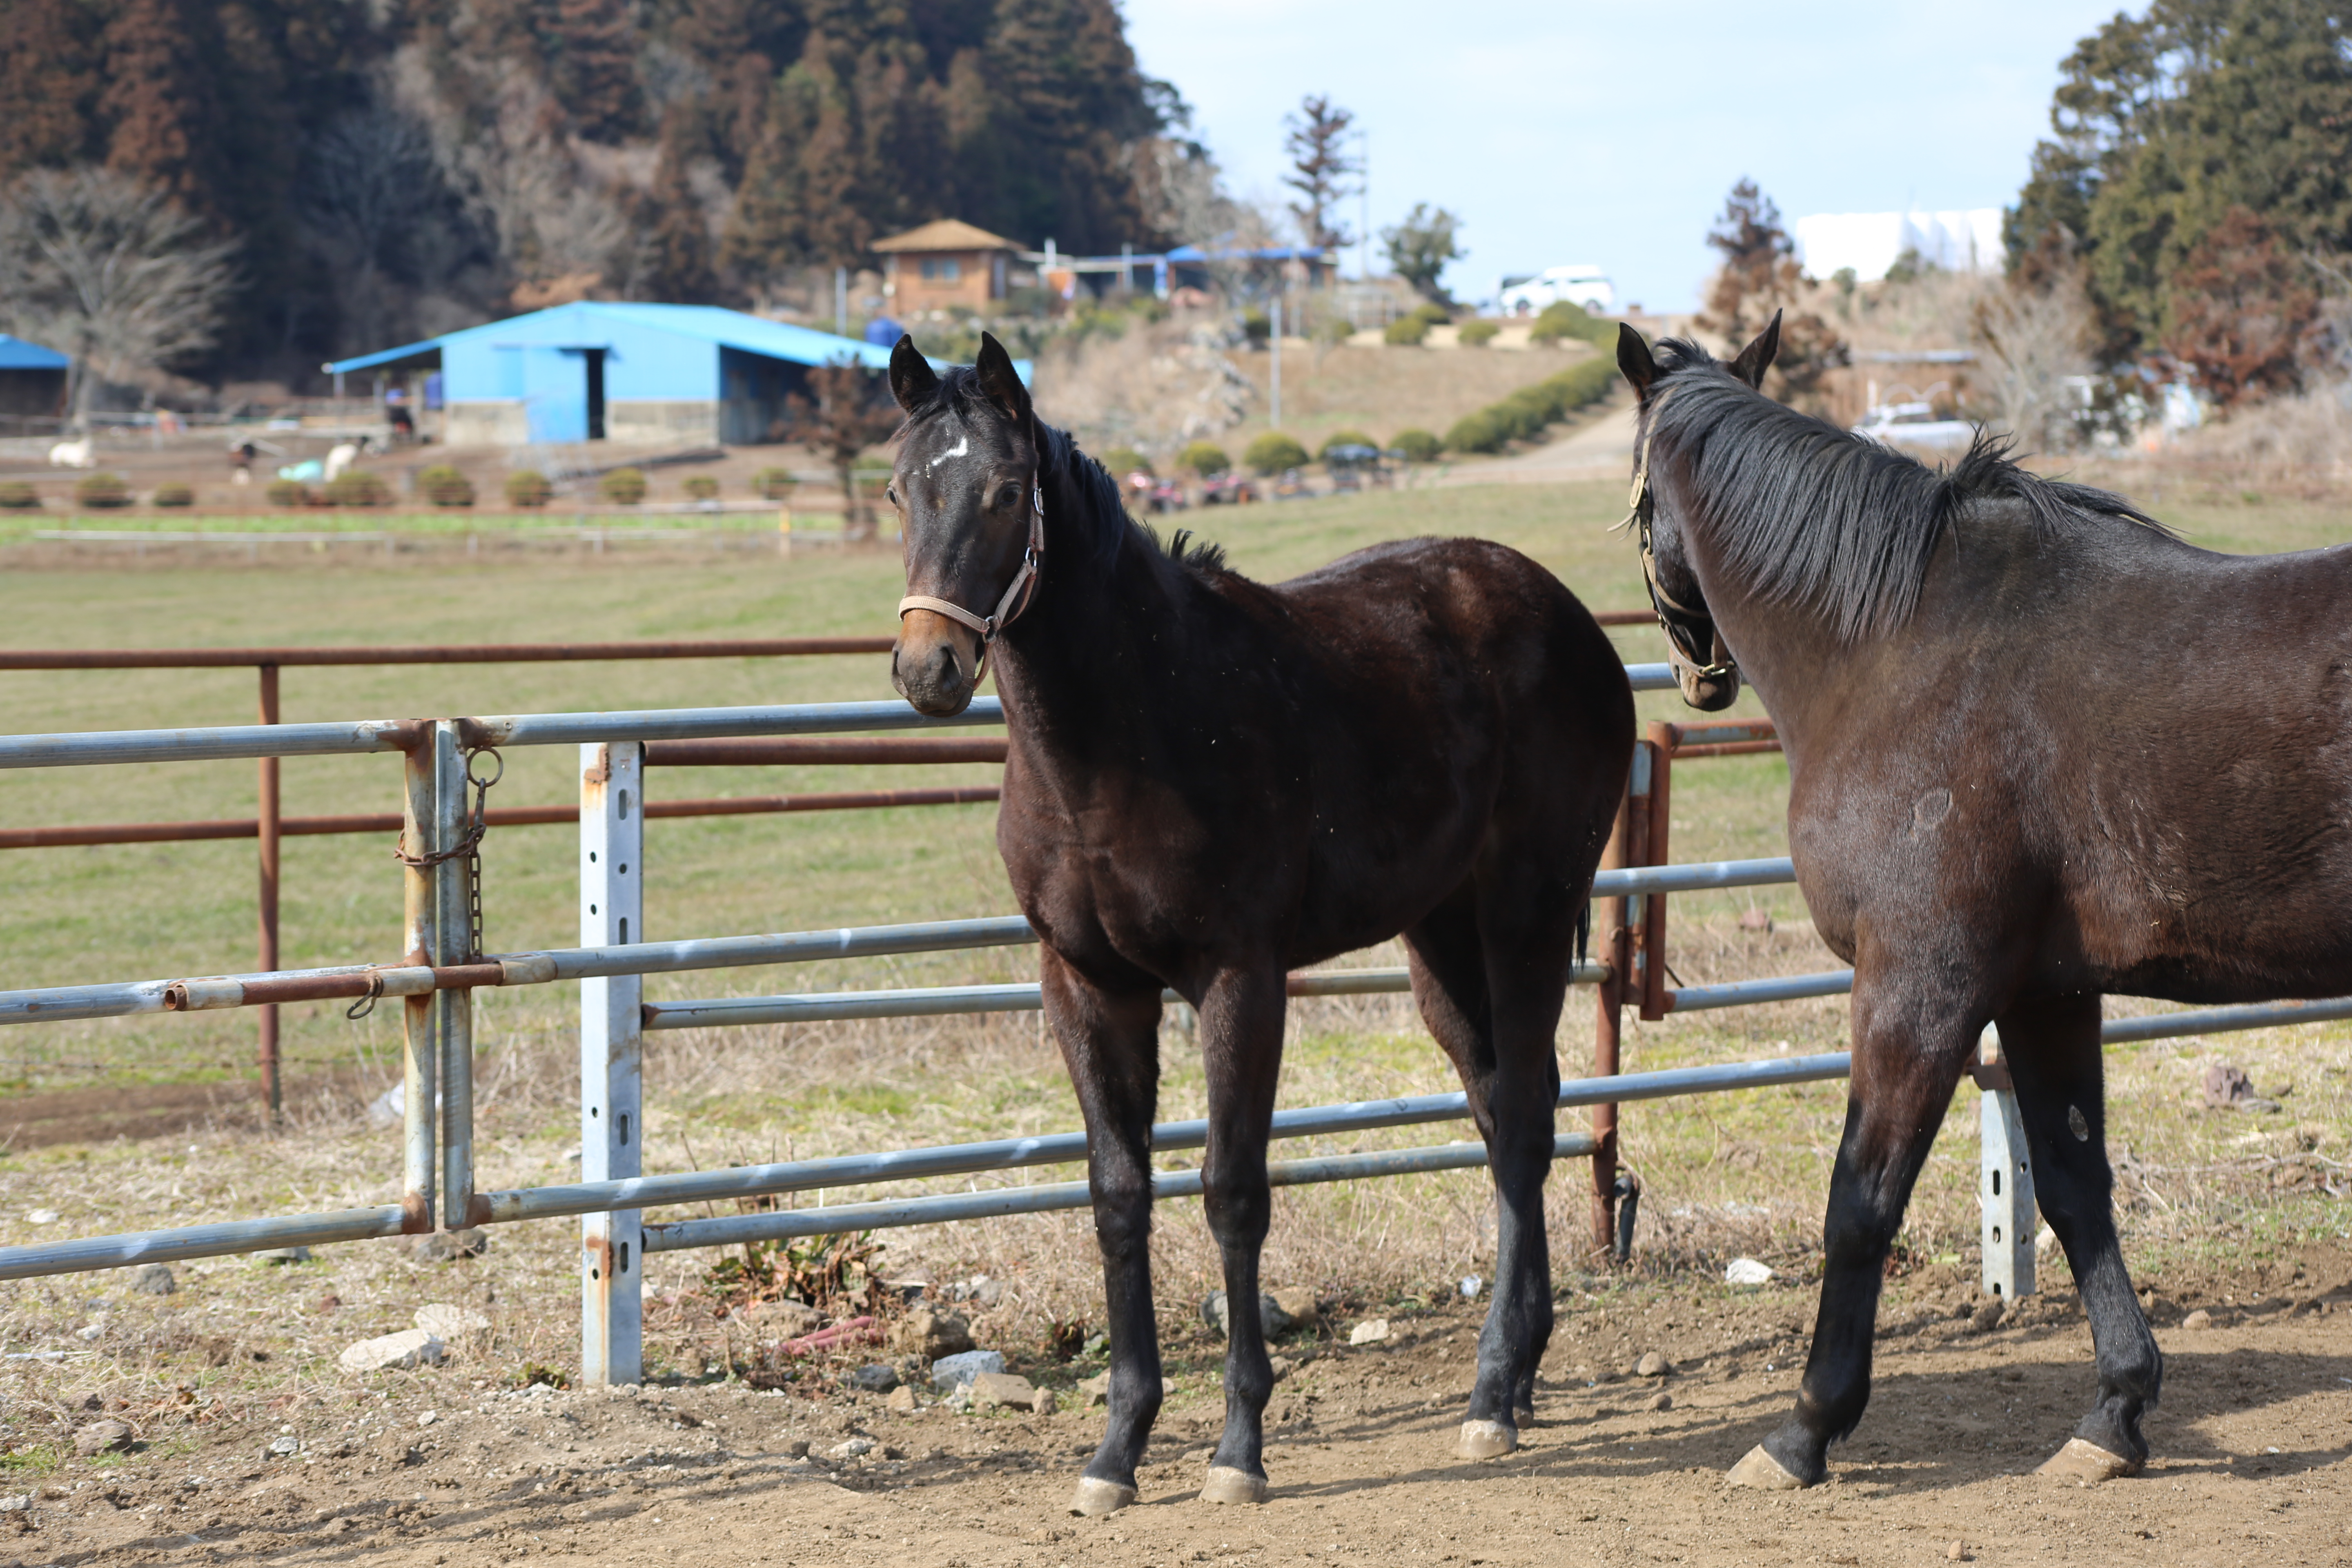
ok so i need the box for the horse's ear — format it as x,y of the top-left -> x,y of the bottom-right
1616,323 -> 1659,397
973,332 -> 1031,425
1728,310 -> 1782,390
888,335 -> 939,414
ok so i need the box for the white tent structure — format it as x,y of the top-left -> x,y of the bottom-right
1791,210 -> 2004,281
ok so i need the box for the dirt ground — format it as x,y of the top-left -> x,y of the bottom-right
10,1243 -> 2349,1568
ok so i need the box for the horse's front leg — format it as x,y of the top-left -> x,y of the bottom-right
1194,964 -> 1289,1504
1731,968 -> 1980,1489
1999,993 -> 2161,1481
1041,947 -> 1166,1517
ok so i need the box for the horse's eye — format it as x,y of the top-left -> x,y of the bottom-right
999,484 -> 1022,510
886,484 -> 899,507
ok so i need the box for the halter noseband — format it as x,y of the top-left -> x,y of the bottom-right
895,468 -> 1045,684
1624,417 -> 1739,699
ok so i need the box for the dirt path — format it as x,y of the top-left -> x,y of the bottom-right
21,1250 -> 2350,1568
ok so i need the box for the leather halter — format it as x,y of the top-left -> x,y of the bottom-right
1624,420 -> 1740,696
895,468 -> 1045,684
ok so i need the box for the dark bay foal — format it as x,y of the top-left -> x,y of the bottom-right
1617,316 -> 2352,1489
886,334 -> 1633,1514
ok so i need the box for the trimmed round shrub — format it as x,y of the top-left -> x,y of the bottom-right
505,470 -> 553,508
151,481 -> 195,507
1529,299 -> 1612,346
1410,301 -> 1453,326
598,467 -> 647,504
1316,430 -> 1378,462
752,466 -> 797,500
1100,446 -> 1152,477
0,481 -> 40,509
1457,320 -> 1500,348
1383,314 -> 1430,347
74,472 -> 131,508
1178,441 -> 1230,477
1313,315 -> 1356,347
682,474 -> 720,500
266,479 -> 311,508
1244,431 -> 1311,475
1388,429 -> 1444,463
420,464 -> 475,507
325,469 -> 390,507
1241,308 -> 1271,347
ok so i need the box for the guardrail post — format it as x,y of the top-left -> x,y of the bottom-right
434,720 -> 479,1231
399,735 -> 436,1233
1976,1025 -> 2036,1300
580,741 -> 644,1385
256,662 -> 282,1120
1639,722 -> 1675,1022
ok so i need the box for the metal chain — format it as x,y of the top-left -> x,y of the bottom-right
389,744 -> 504,964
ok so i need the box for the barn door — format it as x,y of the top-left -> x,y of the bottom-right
523,347 -> 590,443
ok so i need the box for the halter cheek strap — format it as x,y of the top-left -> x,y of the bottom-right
1624,413 -> 1738,694
895,470 -> 1045,684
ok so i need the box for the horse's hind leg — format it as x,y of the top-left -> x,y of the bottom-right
1041,949 -> 1166,1517
1193,965 -> 1290,1505
1998,993 -> 2160,1481
1733,973 -> 1978,1489
1406,880 -> 1569,1460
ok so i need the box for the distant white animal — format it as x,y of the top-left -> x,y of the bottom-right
323,435 -> 370,481
47,437 -> 93,468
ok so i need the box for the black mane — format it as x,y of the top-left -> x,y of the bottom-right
907,363 -> 1228,579
1645,339 -> 2164,641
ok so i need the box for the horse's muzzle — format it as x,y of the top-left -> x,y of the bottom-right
893,612 -> 979,717
1677,665 -> 1740,711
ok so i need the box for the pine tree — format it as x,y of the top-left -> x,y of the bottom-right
100,0 -> 223,212
1283,95 -> 1358,252
549,0 -> 643,143
0,0 -> 103,176
1695,180 -> 1850,415
631,115 -> 720,303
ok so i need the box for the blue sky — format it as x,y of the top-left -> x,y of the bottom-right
1120,0 -> 2132,310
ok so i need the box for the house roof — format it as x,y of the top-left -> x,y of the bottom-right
870,219 -> 1022,254
0,334 -> 70,371
323,302 -> 900,376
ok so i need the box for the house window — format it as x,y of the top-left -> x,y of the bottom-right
919,257 -> 962,282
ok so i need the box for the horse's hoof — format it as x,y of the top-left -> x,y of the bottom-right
1455,1419 -> 1517,1461
2036,1437 -> 2143,1484
1726,1444 -> 1809,1491
1068,1477 -> 1138,1516
1199,1466 -> 1268,1505
1514,1405 -> 1537,1430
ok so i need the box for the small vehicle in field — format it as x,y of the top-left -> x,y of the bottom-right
1323,442 -> 1389,493
1853,400 -> 1975,452
1199,475 -> 1258,506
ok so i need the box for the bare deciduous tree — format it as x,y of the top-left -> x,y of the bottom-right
784,360 -> 901,540
0,167 -> 238,428
1971,271 -> 2096,450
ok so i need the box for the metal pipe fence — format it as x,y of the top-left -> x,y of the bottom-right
0,649 -> 2345,1385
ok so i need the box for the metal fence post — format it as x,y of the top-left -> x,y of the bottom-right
1638,722 -> 1676,1021
580,741 -> 644,1385
399,736 -> 437,1233
1976,1025 -> 2036,1300
1588,744 -> 1647,1259
434,721 -> 479,1231
256,662 -> 282,1120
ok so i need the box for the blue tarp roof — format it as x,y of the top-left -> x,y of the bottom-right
0,334 -> 70,371
324,303 -> 900,376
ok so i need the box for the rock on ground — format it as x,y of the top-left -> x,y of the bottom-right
338,1328 -> 447,1373
72,1420 -> 132,1456
1349,1318 -> 1392,1345
930,1349 -> 1005,1390
892,1307 -> 973,1360
969,1372 -> 1036,1410
413,1303 -> 491,1342
128,1263 -> 175,1295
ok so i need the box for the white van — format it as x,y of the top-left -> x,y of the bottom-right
1496,265 -> 1615,316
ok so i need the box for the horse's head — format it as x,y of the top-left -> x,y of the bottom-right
886,332 -> 1042,717
1616,315 -> 1781,713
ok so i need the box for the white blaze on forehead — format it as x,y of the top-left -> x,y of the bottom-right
925,435 -> 970,472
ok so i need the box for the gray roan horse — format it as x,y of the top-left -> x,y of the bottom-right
1618,314 -> 2352,1488
887,334 -> 1633,1513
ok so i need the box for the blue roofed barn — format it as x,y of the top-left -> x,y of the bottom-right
0,334 -> 70,422
325,303 -> 898,447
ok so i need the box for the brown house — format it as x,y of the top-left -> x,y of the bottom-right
871,220 -> 1024,311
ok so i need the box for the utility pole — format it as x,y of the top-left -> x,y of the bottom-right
1270,296 -> 1283,431
834,267 -> 848,337
1359,127 -> 1372,283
